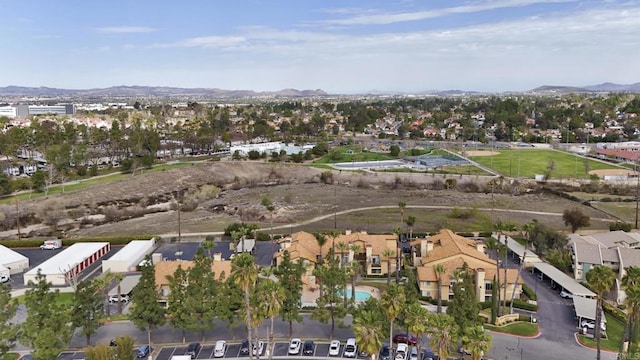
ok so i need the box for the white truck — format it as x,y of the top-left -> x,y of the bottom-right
171,356 -> 193,360
40,239 -> 62,250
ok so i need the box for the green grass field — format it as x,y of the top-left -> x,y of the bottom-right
484,321 -> 539,336
470,149 -> 623,179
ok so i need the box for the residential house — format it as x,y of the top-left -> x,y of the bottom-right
154,252 -> 232,307
414,229 -> 522,303
569,231 -> 640,303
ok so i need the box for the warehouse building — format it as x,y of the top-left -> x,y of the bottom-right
102,239 -> 156,273
24,242 -> 111,286
0,244 -> 30,274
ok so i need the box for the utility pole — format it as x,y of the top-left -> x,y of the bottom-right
15,197 -> 21,240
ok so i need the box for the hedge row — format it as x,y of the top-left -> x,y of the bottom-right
478,299 -> 537,312
522,283 -> 537,301
603,302 -> 627,323
0,235 -> 156,248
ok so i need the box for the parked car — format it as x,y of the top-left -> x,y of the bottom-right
303,340 -> 315,355
214,340 -> 227,358
109,294 -> 130,303
289,338 -> 302,355
252,341 -> 265,356
0,274 -> 9,283
240,339 -> 250,355
379,344 -> 391,360
560,290 -> 573,299
409,347 -> 418,360
186,343 -> 201,359
581,320 -> 606,331
136,345 -> 151,358
393,334 -> 418,345
329,340 -> 341,356
109,339 -> 117,346
344,338 -> 357,358
395,344 -> 409,360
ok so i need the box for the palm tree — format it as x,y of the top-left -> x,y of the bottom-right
393,226 -> 403,284
398,201 -> 406,225
404,302 -> 429,354
405,215 -> 416,240
586,265 -> 616,360
380,284 -> 406,351
433,263 -> 446,314
462,325 -> 492,360
114,273 -> 124,315
232,253 -> 259,360
495,221 -> 516,312
484,237 -> 502,316
261,197 -> 275,242
259,280 -> 284,360
427,313 -> 458,360
509,220 -> 537,314
336,241 -> 349,268
382,249 -> 395,286
353,310 -> 384,360
349,243 -> 361,303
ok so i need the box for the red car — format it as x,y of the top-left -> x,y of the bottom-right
392,333 -> 418,345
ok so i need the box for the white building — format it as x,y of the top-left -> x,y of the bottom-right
102,239 -> 156,273
0,245 -> 29,274
24,242 -> 110,286
0,106 -> 17,118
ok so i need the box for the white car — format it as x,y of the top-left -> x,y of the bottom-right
108,295 -> 130,303
329,340 -> 341,356
560,290 -> 573,299
344,338 -> 357,358
0,274 -> 9,283
252,341 -> 265,356
395,344 -> 408,360
288,338 -> 302,355
214,340 -> 226,358
581,320 -> 606,331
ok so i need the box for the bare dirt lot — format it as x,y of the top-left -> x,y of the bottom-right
2,161 -> 619,239
464,150 -> 500,157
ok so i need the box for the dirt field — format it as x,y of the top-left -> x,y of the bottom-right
589,169 -> 638,177
3,161 -> 619,239
464,150 -> 500,157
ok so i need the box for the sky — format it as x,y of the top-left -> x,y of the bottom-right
2,0 -> 640,93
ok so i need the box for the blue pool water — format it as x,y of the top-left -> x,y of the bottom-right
340,288 -> 372,301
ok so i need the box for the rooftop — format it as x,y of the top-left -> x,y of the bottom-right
24,242 -> 110,276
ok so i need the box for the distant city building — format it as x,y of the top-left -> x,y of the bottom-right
0,106 -> 17,118
0,104 -> 75,118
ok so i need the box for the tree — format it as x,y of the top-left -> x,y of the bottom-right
21,272 -> 74,360
494,220 -> 516,313
84,343 -> 113,360
311,248 -> 348,339
274,251 -> 304,338
113,335 -> 135,360
390,145 -> 401,157
71,279 -> 104,345
353,309 -> 384,360
405,215 -> 416,240
447,264 -> 481,331
232,253 -> 258,360
184,248 -> 218,341
509,220 -> 537,314
382,248 -> 395,286
622,266 -> 640,354
31,169 -> 46,192
427,313 -> 458,360
393,226 -> 403,284
404,302 -> 429,353
485,237 -> 502,317
261,197 -> 276,241
129,259 -> 165,346
255,279 -> 285,360
0,283 -> 19,357
462,325 -> 492,360
586,265 -> 616,360
380,284 -> 406,350
433,263 -> 446,314
167,265 -> 190,343
563,208 -> 591,233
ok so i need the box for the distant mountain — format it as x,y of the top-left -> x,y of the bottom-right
583,82 -> 640,92
530,83 -> 640,93
0,85 -> 328,98
529,85 -> 591,93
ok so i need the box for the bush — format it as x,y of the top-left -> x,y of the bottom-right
522,283 -> 537,301
444,178 -> 457,189
320,171 -> 334,184
224,222 -> 255,236
610,221 -> 632,232
603,302 -> 627,323
509,299 -> 537,312
256,232 -> 271,241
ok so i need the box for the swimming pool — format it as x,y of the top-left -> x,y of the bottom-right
340,287 -> 372,301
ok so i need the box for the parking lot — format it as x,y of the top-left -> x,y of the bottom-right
155,341 -> 370,360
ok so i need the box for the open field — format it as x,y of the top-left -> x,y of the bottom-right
468,149 -> 622,179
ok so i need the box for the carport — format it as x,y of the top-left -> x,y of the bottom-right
108,274 -> 141,296
532,262 -> 595,298
573,295 -> 607,336
495,234 -> 542,266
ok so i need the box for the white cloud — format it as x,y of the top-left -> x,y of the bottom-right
307,0 -> 578,26
96,26 -> 158,34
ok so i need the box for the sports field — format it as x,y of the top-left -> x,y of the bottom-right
468,149 -> 624,179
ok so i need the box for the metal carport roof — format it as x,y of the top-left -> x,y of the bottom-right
494,233 -> 542,264
533,262 -> 595,298
573,295 -> 605,323
108,274 -> 141,296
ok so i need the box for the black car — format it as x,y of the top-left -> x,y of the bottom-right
110,339 -> 117,347
379,344 -> 391,360
187,343 -> 201,359
240,339 -> 250,355
303,340 -> 315,355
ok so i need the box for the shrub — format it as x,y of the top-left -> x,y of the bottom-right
508,299 -> 537,312
444,178 -> 457,189
603,302 -> 627,323
522,283 -> 537,301
610,221 -> 632,232
320,171 -> 334,184
256,232 -> 271,241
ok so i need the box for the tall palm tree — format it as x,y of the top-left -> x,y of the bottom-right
353,310 -> 384,360
380,284 -> 406,351
405,302 -> 429,354
495,221 -> 516,312
382,249 -> 395,286
484,237 -> 502,317
405,215 -> 416,240
336,241 -> 349,268
349,243 -> 361,302
586,265 -> 616,360
114,273 -> 124,315
462,325 -> 492,360
393,226 -> 403,284
509,220 -> 537,314
398,201 -> 406,225
433,263 -> 446,314
427,313 -> 458,360
622,266 -> 640,353
258,280 -> 284,360
232,253 -> 259,360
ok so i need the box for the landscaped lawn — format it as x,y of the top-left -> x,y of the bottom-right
469,149 -> 622,179
313,146 -> 395,164
484,321 -> 539,336
13,291 -> 75,307
578,313 -> 625,352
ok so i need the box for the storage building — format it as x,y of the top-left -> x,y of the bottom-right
23,242 -> 110,286
102,239 -> 156,273
0,244 -> 29,274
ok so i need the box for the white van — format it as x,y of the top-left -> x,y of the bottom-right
344,338 -> 357,358
40,239 -> 62,250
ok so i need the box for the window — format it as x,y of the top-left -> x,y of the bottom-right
371,268 -> 382,274
485,282 -> 493,291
